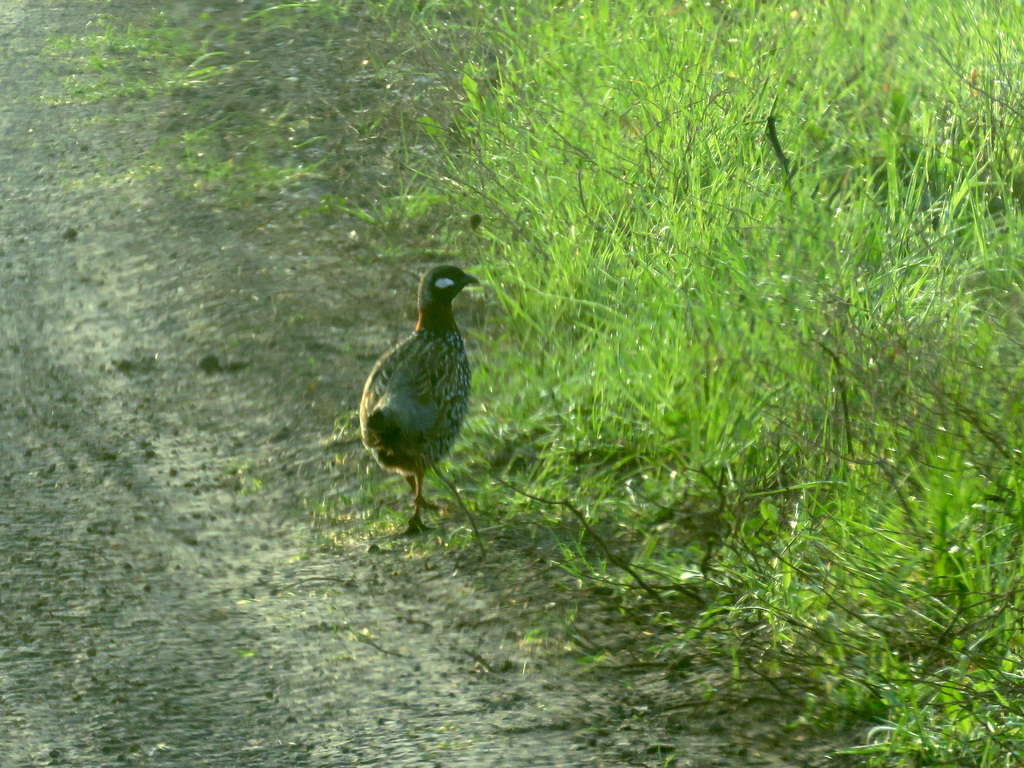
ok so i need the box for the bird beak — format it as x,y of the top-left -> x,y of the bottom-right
463,274 -> 481,287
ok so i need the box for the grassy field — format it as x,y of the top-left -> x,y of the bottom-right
50,0 -> 1024,764
435,1 -> 1024,764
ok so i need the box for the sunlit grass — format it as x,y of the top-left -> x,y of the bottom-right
421,0 -> 1024,764
47,14 -> 236,101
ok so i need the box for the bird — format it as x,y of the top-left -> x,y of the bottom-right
360,265 -> 479,534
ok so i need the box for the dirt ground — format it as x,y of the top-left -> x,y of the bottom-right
0,1 -> 846,766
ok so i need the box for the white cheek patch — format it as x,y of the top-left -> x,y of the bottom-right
434,277 -> 455,289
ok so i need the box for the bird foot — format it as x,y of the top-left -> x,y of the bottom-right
401,499 -> 447,535
402,515 -> 431,536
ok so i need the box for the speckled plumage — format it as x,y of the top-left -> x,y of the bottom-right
360,265 -> 477,533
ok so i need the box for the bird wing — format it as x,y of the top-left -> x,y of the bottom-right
360,338 -> 440,447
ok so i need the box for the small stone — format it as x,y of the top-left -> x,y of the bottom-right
198,354 -> 222,374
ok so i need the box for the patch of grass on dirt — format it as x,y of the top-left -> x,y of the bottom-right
43,0 -> 445,213
46,12 -> 234,101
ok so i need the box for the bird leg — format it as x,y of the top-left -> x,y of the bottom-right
403,472 -> 436,535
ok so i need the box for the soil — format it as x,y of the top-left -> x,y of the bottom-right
0,1 -> 850,766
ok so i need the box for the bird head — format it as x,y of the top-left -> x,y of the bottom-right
415,265 -> 479,332
418,265 -> 479,310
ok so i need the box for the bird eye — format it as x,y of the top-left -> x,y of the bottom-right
434,278 -> 455,289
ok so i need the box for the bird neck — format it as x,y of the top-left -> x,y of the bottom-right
415,302 -> 457,333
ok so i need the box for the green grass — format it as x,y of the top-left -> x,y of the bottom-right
46,14 -> 234,101
419,0 -> 1024,764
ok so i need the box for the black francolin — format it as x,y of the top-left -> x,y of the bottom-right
360,265 -> 478,534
